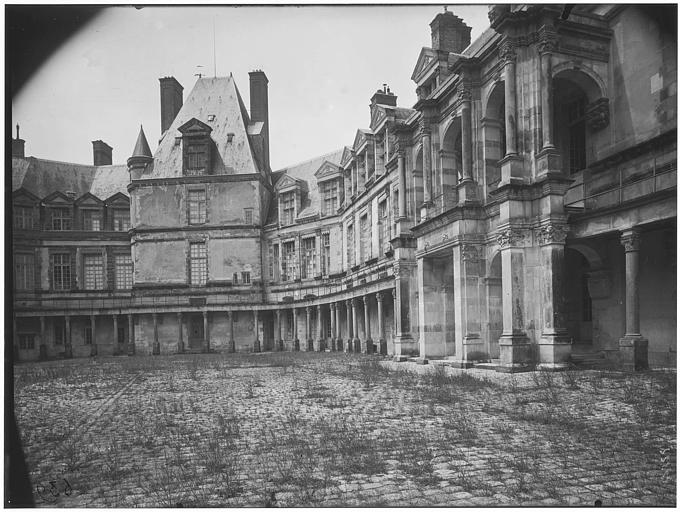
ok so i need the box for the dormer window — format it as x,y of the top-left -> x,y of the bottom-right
281,192 -> 295,225
178,118 -> 213,176
51,208 -> 72,231
321,180 -> 338,216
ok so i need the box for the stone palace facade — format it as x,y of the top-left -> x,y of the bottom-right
11,5 -> 676,370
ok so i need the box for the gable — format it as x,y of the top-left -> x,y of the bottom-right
74,192 -> 104,206
274,174 -> 301,191
12,188 -> 40,205
105,192 -> 130,207
353,130 -> 370,151
370,106 -> 387,131
314,161 -> 341,179
411,47 -> 437,82
43,191 -> 73,205
178,117 -> 213,135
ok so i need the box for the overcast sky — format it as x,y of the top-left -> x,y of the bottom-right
12,4 -> 491,169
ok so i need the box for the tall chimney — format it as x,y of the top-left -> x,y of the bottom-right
370,85 -> 397,107
430,10 -> 471,54
249,70 -> 270,171
159,76 -> 184,134
92,140 -> 113,166
12,123 -> 25,158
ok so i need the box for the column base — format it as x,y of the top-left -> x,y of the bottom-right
254,339 -> 261,353
307,338 -> 314,352
229,341 -> 236,353
393,334 -> 418,357
619,335 -> 649,371
535,147 -> 563,178
462,335 -> 485,362
152,342 -> 161,355
457,179 -> 478,205
415,357 -> 429,365
497,333 -> 532,372
277,339 -> 284,352
537,331 -> 572,369
378,338 -> 387,356
498,154 -> 526,186
177,341 -> 185,354
316,339 -> 325,352
336,338 -> 343,352
353,338 -> 361,353
126,343 -> 135,356
364,337 -> 373,354
294,339 -> 300,352
90,344 -> 98,357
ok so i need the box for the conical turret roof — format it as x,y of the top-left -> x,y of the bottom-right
131,125 -> 152,159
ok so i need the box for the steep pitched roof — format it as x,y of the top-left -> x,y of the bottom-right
131,125 -> 152,158
11,156 -> 129,200
150,76 -> 259,177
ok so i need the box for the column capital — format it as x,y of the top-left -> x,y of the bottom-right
376,292 -> 384,303
346,299 -> 352,308
350,298 -> 359,308
537,26 -> 558,55
535,224 -> 568,246
496,227 -> 528,249
275,309 -> 281,318
202,310 -> 208,318
621,229 -> 641,252
461,244 -> 480,261
499,38 -> 516,64
361,295 -> 369,305
316,304 -> 322,311
306,306 -> 312,314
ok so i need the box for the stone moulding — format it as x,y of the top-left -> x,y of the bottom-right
535,224 -> 569,245
495,227 -> 527,248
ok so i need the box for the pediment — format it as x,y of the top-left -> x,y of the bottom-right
370,106 -> 387,131
178,117 -> 213,135
353,129 -> 370,151
104,192 -> 130,206
340,146 -> 353,167
411,47 -> 437,82
314,161 -> 341,179
275,174 -> 301,191
12,187 -> 40,205
43,191 -> 73,205
74,192 -> 104,206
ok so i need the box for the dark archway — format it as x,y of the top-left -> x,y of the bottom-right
565,247 -> 593,344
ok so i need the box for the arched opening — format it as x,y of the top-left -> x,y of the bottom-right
483,82 -> 506,191
441,118 -> 462,209
412,148 -> 424,222
552,70 -> 603,175
486,252 -> 503,359
565,247 -> 593,345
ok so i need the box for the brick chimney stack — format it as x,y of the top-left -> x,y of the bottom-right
430,10 -> 471,54
249,70 -> 270,171
370,84 -> 398,107
159,76 -> 184,134
12,123 -> 25,158
92,140 -> 113,166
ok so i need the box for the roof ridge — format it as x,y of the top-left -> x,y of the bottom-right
24,156 -> 98,168
277,148 -> 347,171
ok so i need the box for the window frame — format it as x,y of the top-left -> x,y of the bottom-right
112,208 -> 130,232
83,253 -> 105,290
81,208 -> 102,231
50,253 -> 72,291
114,253 -> 133,290
14,205 -> 36,230
50,207 -> 72,231
188,188 -> 208,225
14,252 -> 35,291
189,241 -> 208,286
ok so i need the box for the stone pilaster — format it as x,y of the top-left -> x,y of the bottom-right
152,313 -> 160,355
127,314 -> 134,356
498,38 -> 525,185
177,312 -> 184,353
376,292 -> 387,355
39,316 -> 47,360
203,311 -> 210,353
316,304 -> 324,351
453,244 -> 484,367
619,229 -> 648,371
362,296 -> 372,354
253,310 -> 260,353
228,311 -> 236,353
351,298 -> 361,353
345,300 -> 353,352
275,309 -> 283,352
293,308 -> 300,351
90,315 -> 97,357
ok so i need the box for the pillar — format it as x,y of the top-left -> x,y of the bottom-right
351,298 -> 361,353
330,303 -> 336,351
502,44 -> 517,156
316,304 -> 324,351
362,296 -> 372,354
39,316 -> 47,360
460,93 -> 473,182
619,229 -> 648,371
376,292 -> 387,355
305,306 -> 313,351
253,310 -> 260,352
228,311 -> 235,353
539,39 -> 555,150
421,125 -> 432,219
335,302 -> 343,352
203,311 -> 210,353
398,151 -> 406,219
453,244 -> 484,366
177,312 -> 184,353
537,229 -> 572,369
293,308 -> 300,351
152,313 -> 160,355
90,315 -> 97,357
275,309 -> 283,351
127,314 -> 134,356
64,315 -> 73,358
393,260 -> 418,360
112,314 -> 119,352
345,300 -> 353,352
13,316 -> 19,361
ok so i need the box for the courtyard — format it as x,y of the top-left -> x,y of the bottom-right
13,352 -> 676,507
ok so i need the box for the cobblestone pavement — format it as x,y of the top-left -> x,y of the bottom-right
13,352 -> 676,507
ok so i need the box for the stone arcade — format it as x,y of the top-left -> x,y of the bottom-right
12,5 -> 676,371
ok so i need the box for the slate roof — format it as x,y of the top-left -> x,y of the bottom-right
149,76 -> 260,178
266,148 -> 348,225
12,156 -> 129,201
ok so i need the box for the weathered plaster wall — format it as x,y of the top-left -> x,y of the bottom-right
208,238 -> 261,282
135,240 -> 186,284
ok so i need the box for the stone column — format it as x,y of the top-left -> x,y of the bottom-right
253,310 -> 260,352
64,315 -> 73,358
329,303 -> 336,351
90,315 -> 97,356
619,229 -> 648,371
293,307 -> 300,351
316,304 -> 324,351
460,93 -> 473,182
501,42 -> 518,156
351,298 -> 361,353
228,311 -> 235,353
335,302 -> 343,352
537,225 -> 571,369
152,313 -> 160,355
421,125 -> 432,222
127,314 -> 134,356
539,37 -> 555,151
398,151 -> 406,219
497,229 -> 531,371
452,244 -> 484,366
203,311 -> 210,353
177,312 -> 184,353
112,314 -> 119,353
376,292 -> 387,355
305,306 -> 312,351
345,300 -> 353,352
362,296 -> 372,354
275,309 -> 283,351
13,316 -> 18,362
393,259 -> 418,360
39,316 -> 47,360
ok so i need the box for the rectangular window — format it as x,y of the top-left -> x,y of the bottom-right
54,320 -> 64,345
282,241 -> 297,281
14,206 -> 35,230
241,271 -> 251,285
50,253 -> 71,290
301,237 -> 316,279
281,192 -> 295,225
190,242 -> 207,286
85,327 -> 92,345
188,189 -> 207,225
360,214 -> 370,263
82,209 -> 102,231
114,254 -> 133,289
113,209 -> 130,231
185,143 -> 209,175
567,97 -> 587,173
15,253 -> 35,291
51,208 -> 72,231
269,243 -> 280,281
347,223 -> 355,268
321,233 -> 330,276
18,334 -> 35,350
321,180 -> 338,216
378,200 -> 389,254
244,208 -> 253,224
83,254 -> 105,290
232,272 -> 239,284
117,326 -> 125,344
